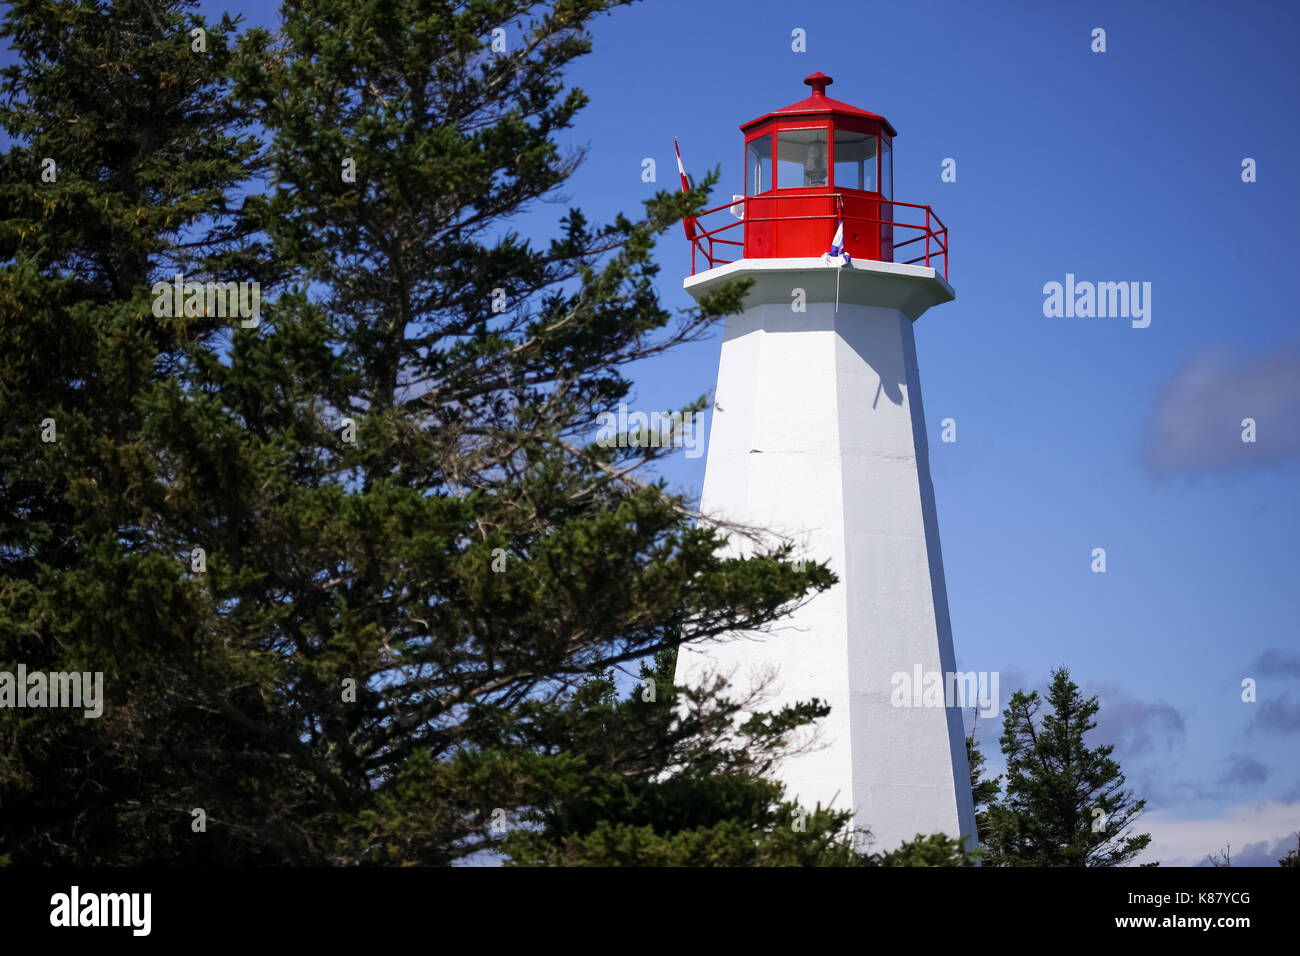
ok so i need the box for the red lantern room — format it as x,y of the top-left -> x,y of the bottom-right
685,72 -> 947,278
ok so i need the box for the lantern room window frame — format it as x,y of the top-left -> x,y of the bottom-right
744,115 -> 893,198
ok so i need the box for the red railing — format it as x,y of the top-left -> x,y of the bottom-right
686,193 -> 949,280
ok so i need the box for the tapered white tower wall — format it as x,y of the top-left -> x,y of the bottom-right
676,257 -> 977,854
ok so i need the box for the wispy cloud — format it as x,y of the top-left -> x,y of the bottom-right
1088,682 -> 1186,759
1250,648 -> 1300,680
1144,342 -> 1300,477
1248,694 -> 1300,736
1217,753 -> 1269,787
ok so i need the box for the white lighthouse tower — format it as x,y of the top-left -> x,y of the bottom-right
675,73 -> 977,854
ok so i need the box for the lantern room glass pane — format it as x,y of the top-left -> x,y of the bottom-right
881,138 -> 892,199
833,130 -> 877,191
746,135 -> 772,195
776,127 -> 829,188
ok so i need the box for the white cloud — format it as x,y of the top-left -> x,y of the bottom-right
1136,798 -> 1300,867
1144,342 -> 1300,477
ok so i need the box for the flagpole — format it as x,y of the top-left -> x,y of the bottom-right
827,206 -> 848,313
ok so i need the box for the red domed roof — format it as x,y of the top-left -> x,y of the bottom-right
741,72 -> 897,137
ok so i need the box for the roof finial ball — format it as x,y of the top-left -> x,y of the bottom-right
804,71 -> 832,97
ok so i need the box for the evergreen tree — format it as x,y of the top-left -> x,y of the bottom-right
1,0 -> 849,864
499,649 -> 869,866
981,668 -> 1152,867
0,0 -> 260,864
965,718 -> 1000,845
873,833 -> 981,867
1278,834 -> 1299,867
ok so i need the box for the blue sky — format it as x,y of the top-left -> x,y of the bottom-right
12,0 -> 1298,865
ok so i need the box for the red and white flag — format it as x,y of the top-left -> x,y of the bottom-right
674,138 -> 696,240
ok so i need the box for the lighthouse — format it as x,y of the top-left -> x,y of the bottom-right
675,73 -> 977,854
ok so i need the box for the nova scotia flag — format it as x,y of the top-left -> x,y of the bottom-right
824,217 -> 851,267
